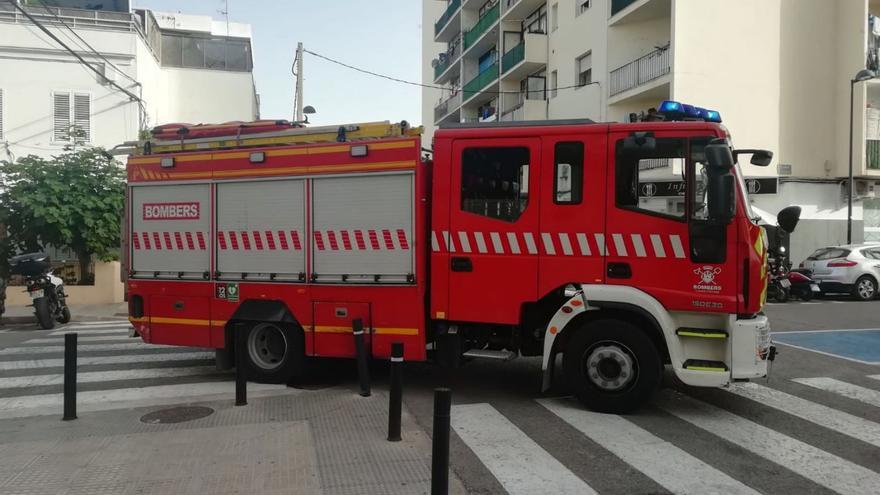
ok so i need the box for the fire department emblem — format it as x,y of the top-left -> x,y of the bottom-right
693,266 -> 722,292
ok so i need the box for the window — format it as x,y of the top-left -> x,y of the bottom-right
615,138 -> 686,219
689,137 -> 713,221
576,52 -> 592,87
522,4 -> 547,34
160,33 -> 253,71
550,70 -> 558,98
0,89 -> 4,141
551,3 -> 558,32
461,147 -> 530,222
577,0 -> 592,16
555,142 -> 584,204
53,92 -> 90,143
807,248 -> 850,260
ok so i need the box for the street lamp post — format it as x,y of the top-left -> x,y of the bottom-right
848,69 -> 876,244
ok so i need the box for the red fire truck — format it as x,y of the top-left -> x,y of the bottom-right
124,109 -> 775,412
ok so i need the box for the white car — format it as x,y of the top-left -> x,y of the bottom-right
800,244 -> 880,301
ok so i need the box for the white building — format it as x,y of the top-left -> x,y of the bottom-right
423,0 -> 880,263
0,1 -> 258,161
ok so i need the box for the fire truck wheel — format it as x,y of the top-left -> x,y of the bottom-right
563,319 -> 662,414
242,322 -> 304,383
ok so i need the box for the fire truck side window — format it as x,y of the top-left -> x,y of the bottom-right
554,142 -> 584,204
461,147 -> 530,222
615,138 -> 686,220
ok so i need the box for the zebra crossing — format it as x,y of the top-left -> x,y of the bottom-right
452,376 -> 880,494
0,319 -> 292,419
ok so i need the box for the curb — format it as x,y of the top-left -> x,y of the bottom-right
0,315 -> 35,325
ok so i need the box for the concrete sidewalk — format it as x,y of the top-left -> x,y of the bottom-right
0,384 -> 466,495
1,302 -> 127,325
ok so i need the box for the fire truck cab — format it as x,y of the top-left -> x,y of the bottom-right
125,113 -> 774,413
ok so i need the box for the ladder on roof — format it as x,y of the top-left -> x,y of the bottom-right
116,121 -> 423,156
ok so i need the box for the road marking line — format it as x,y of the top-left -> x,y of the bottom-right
24,335 -> 136,344
792,377 -> 880,408
538,398 -> 760,495
64,321 -> 131,329
0,351 -> 212,371
0,366 -> 220,389
47,325 -> 131,337
656,390 -> 880,495
728,382 -> 880,448
0,382 -> 293,420
772,342 -> 880,366
774,328 -> 880,334
452,403 -> 597,495
0,342 -> 147,355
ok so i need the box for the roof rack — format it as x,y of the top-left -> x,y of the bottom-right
116,120 -> 422,156
439,118 -> 596,130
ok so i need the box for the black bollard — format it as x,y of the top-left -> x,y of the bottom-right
63,333 -> 77,421
387,342 -> 404,442
235,328 -> 247,406
352,318 -> 371,397
431,388 -> 451,495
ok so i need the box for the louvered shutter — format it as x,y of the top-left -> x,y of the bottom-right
73,93 -> 90,142
53,92 -> 71,142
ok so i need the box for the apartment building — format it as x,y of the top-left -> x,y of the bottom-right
423,0 -> 879,263
0,1 -> 259,161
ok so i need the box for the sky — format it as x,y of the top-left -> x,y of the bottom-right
134,0 -> 424,126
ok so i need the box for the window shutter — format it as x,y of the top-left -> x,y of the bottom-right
0,89 -> 4,141
53,92 -> 71,142
74,93 -> 90,142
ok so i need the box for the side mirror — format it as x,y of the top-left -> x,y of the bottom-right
734,149 -> 773,167
707,173 -> 735,225
704,140 -> 734,170
776,205 -> 802,234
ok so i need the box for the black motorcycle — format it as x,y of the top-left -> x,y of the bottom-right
10,253 -> 71,329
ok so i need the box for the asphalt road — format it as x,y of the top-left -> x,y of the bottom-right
2,299 -> 879,494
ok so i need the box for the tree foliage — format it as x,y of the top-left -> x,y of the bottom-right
0,148 -> 125,280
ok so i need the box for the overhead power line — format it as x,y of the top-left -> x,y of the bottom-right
303,48 -> 601,95
34,0 -> 140,86
10,1 -> 143,105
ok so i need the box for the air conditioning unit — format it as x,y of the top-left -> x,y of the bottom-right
855,179 -> 879,199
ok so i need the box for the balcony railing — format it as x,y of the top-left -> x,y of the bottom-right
463,2 -> 499,51
611,0 -> 639,17
435,92 -> 462,122
434,39 -> 462,80
501,40 -> 524,74
463,63 -> 499,100
609,47 -> 670,97
435,0 -> 461,36
868,140 -> 880,170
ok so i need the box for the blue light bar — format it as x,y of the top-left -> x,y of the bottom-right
658,100 -> 682,114
682,104 -> 701,119
703,109 -> 722,123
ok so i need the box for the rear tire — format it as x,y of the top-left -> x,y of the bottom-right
562,319 -> 662,414
799,289 -> 814,302
239,322 -> 304,383
853,276 -> 877,301
774,288 -> 789,303
34,298 -> 55,330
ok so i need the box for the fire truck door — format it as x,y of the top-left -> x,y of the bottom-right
605,132 -> 738,313
537,134 -> 607,296
447,138 -> 541,324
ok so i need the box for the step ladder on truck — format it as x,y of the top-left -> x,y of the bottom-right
122,105 -> 778,413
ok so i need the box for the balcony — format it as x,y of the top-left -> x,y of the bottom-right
500,97 -> 546,121
609,0 -> 671,25
463,63 -> 499,102
500,33 -> 547,81
611,0 -> 638,16
869,140 -> 880,170
434,92 -> 462,124
433,38 -> 462,83
502,0 -> 546,21
609,47 -> 670,98
435,0 -> 462,42
463,2 -> 500,52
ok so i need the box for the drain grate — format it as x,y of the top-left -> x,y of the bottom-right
140,406 -> 214,424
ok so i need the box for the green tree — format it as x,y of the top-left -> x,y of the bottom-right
0,148 -> 125,284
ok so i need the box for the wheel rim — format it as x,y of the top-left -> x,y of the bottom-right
858,279 -> 875,299
246,323 -> 288,370
583,343 -> 637,392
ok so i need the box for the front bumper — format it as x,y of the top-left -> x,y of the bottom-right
730,314 -> 772,380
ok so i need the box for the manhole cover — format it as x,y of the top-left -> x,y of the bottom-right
140,406 -> 214,424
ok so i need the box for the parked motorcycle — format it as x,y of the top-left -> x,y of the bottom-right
765,206 -> 802,303
788,267 -> 820,301
9,253 -> 71,329
767,253 -> 791,302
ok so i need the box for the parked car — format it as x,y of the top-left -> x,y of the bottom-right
800,244 -> 880,300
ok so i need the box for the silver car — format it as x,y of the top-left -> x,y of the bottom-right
800,244 -> 880,300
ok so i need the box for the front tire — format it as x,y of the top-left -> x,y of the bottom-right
853,276 -> 877,301
239,322 -> 304,383
34,298 -> 55,330
562,319 -> 662,414
774,287 -> 789,303
58,305 -> 71,324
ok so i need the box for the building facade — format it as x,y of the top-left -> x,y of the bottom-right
0,1 -> 258,161
423,0 -> 880,263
